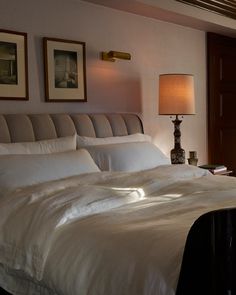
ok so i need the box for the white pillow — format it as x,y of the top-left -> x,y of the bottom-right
77,133 -> 151,147
0,134 -> 76,155
0,150 -> 100,191
85,142 -> 171,172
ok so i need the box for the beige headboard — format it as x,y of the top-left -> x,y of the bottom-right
0,113 -> 143,143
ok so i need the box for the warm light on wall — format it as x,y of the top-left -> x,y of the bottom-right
159,74 -> 195,164
101,50 -> 131,62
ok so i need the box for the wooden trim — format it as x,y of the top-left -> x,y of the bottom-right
176,0 -> 236,20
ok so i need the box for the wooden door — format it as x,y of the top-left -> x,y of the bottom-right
207,33 -> 236,174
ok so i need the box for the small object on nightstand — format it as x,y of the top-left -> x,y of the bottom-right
188,151 -> 198,166
199,164 -> 233,176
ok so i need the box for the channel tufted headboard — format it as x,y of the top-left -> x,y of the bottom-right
0,113 -> 143,143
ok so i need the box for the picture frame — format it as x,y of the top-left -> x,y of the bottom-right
43,37 -> 87,102
0,29 -> 28,100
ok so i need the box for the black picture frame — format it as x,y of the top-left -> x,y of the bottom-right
0,29 -> 28,100
43,37 -> 87,102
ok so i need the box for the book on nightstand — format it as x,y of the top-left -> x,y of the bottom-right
199,164 -> 227,174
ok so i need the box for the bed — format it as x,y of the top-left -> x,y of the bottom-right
0,113 -> 236,295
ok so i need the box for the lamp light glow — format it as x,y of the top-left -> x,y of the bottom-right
159,74 -> 195,115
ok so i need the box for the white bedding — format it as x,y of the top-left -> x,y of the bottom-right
1,165 -> 236,295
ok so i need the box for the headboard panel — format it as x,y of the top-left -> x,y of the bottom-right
0,113 -> 143,143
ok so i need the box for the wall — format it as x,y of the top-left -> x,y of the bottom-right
0,0 -> 207,164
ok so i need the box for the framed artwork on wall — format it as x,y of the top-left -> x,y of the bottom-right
0,29 -> 28,100
43,37 -> 87,102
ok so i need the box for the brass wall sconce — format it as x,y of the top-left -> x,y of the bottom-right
101,51 -> 131,62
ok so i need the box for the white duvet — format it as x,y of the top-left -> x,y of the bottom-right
1,165 -> 236,295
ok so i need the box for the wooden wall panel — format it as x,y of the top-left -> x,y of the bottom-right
176,0 -> 236,20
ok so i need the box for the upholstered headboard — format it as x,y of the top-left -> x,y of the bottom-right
0,113 -> 143,143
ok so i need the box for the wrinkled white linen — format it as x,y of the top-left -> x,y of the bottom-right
1,165 -> 236,295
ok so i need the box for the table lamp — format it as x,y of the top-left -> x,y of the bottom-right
158,74 -> 195,164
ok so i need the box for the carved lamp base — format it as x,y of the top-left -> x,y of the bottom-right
171,148 -> 185,164
170,115 -> 186,164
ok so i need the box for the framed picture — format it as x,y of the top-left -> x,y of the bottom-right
0,29 -> 28,100
43,37 -> 87,102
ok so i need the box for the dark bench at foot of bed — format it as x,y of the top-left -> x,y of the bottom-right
0,288 -> 12,295
176,207 -> 236,295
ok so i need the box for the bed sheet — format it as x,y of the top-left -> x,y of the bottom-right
0,165 -> 236,295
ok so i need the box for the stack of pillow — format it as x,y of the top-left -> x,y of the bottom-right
0,135 -> 99,191
0,133 -> 170,191
76,133 -> 170,172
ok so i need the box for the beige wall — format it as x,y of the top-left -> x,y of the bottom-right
0,0 -> 207,164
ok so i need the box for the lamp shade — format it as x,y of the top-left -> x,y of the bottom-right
159,74 -> 195,115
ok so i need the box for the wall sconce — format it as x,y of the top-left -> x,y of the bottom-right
101,50 -> 131,62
